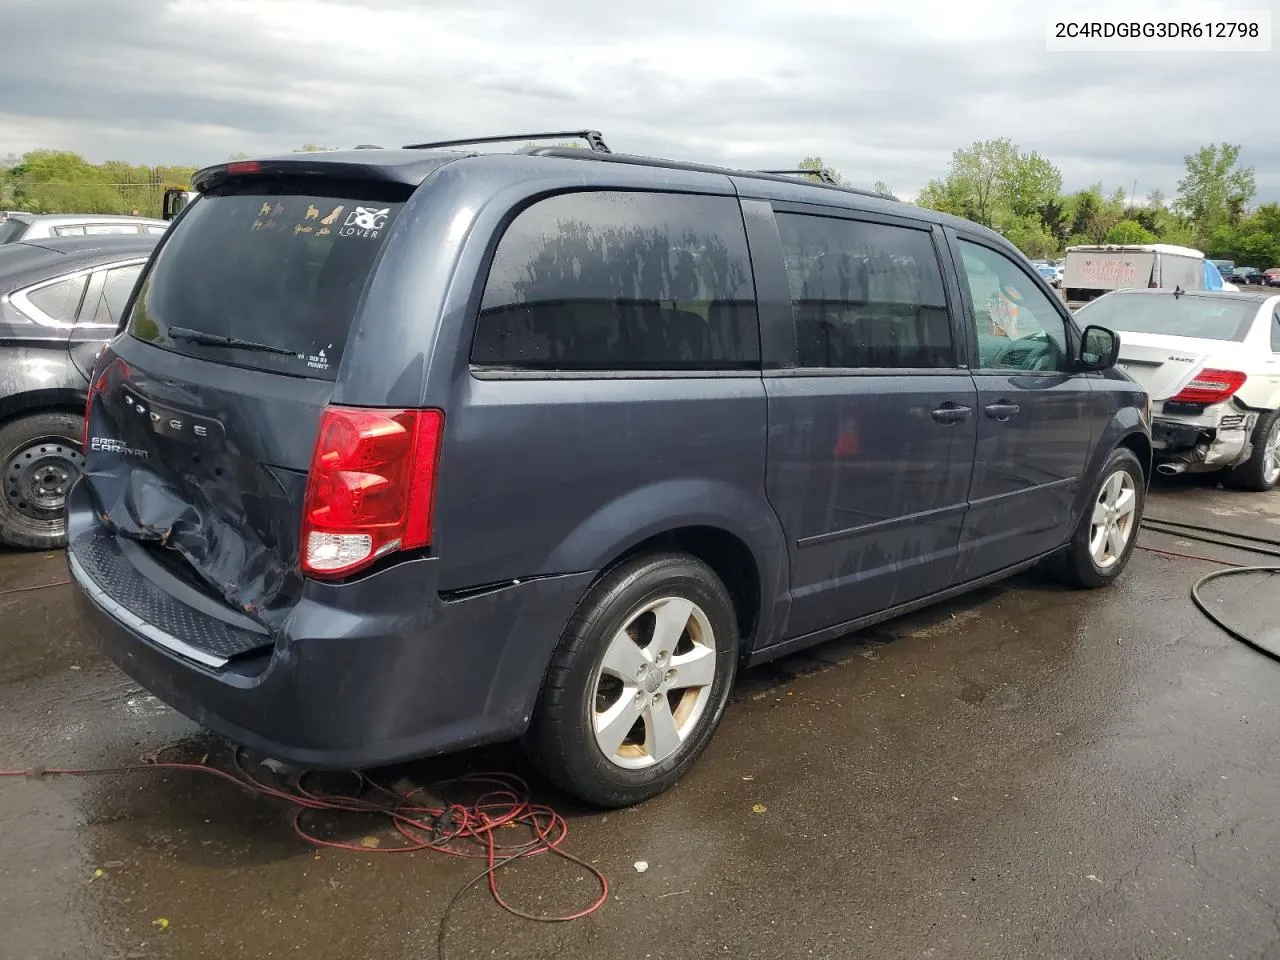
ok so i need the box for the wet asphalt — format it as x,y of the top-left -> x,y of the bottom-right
3,478 -> 1280,960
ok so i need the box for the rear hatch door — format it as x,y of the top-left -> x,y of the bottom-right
82,174 -> 411,627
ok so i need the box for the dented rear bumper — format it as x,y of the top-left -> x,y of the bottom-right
65,480 -> 594,769
1151,409 -> 1256,472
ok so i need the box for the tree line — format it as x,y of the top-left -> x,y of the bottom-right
4,141 -> 1277,268
807,141 -> 1274,267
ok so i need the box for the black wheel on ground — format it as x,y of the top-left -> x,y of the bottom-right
523,552 -> 739,808
0,411 -> 86,551
1053,446 -> 1146,589
1225,409 -> 1280,492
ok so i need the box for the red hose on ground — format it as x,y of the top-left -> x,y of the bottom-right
0,751 -> 608,955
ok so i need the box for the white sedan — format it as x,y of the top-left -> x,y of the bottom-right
1074,288 -> 1280,489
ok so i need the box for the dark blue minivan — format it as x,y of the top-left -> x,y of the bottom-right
67,134 -> 1150,806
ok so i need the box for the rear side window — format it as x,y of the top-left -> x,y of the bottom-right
775,213 -> 953,368
472,191 -> 759,371
127,178 -> 408,380
54,225 -> 86,237
25,274 -> 88,324
90,264 -> 144,326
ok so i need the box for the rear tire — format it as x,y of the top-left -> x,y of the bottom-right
0,411 -> 85,551
1225,409 -> 1280,492
523,553 -> 739,808
1053,446 -> 1145,589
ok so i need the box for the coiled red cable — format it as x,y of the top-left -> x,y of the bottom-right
1,750 -> 608,957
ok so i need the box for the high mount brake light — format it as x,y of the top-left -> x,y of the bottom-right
1170,369 -> 1247,405
226,160 -> 261,176
300,406 -> 444,578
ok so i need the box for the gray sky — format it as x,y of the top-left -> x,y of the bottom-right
2,0 -> 1277,201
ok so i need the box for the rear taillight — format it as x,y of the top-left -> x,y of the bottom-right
81,349 -> 117,451
300,406 -> 444,579
1170,369 -> 1247,405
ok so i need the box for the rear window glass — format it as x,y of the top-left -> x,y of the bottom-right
126,178 -> 407,379
1077,293 -> 1258,342
473,190 -> 759,371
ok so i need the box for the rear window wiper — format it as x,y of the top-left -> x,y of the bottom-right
166,326 -> 297,356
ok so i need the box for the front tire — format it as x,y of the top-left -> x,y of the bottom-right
1054,446 -> 1145,589
524,553 -> 738,808
0,411 -> 86,550
1225,409 -> 1280,492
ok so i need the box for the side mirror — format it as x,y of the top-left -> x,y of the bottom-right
1078,324 -> 1119,372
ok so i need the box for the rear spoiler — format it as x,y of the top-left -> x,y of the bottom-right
191,155 -> 454,193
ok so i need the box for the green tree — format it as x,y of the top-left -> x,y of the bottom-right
1104,220 -> 1157,245
1003,216 -> 1058,258
914,176 -> 970,217
1175,143 -> 1255,239
873,179 -> 891,196
294,143 -> 339,152
999,151 -> 1063,221
946,138 -> 1019,227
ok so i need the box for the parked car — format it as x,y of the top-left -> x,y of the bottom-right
1034,261 -> 1062,288
1228,266 -> 1264,286
0,214 -> 168,245
1265,268 -> 1280,287
66,136 -> 1149,807
1210,259 -> 1235,277
0,235 -> 159,548
1204,259 -> 1240,292
1076,288 -> 1280,488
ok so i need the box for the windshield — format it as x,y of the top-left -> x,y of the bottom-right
126,178 -> 407,380
1076,292 -> 1258,342
0,218 -> 28,244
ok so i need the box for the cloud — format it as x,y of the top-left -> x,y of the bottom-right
0,0 -> 1276,201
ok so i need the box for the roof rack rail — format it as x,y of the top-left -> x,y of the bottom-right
758,168 -> 839,185
402,130 -> 612,153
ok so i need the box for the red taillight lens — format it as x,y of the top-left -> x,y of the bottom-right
82,350 -> 117,451
300,406 -> 444,578
1170,369 -> 1247,405
227,160 -> 261,175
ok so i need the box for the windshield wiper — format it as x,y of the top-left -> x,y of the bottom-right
166,326 -> 297,356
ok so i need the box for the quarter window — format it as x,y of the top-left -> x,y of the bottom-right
1272,309 -> 1280,353
774,213 -> 953,368
958,240 -> 1071,372
472,191 -> 759,371
90,264 -> 144,326
24,275 -> 88,323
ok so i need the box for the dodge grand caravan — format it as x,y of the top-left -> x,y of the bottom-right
67,132 -> 1150,807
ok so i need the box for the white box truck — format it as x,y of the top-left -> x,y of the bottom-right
1063,243 -> 1206,304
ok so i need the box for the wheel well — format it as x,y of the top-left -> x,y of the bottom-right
1118,431 -> 1152,481
611,526 -> 761,650
0,390 -> 86,432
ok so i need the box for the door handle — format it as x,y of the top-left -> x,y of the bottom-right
931,403 -> 973,424
984,401 -> 1021,422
